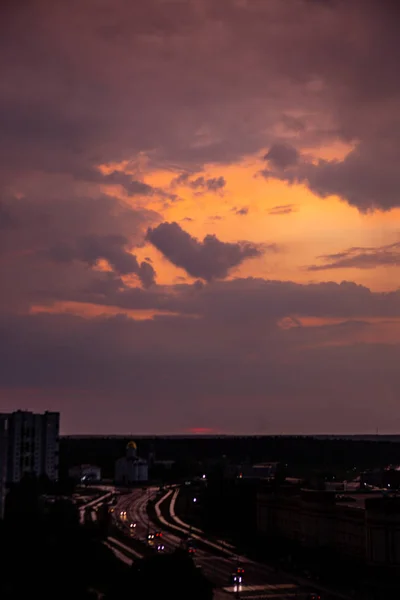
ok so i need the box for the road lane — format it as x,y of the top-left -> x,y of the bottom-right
159,487 -> 350,600
131,489 -> 304,596
114,488 -> 179,555
111,486 -> 347,599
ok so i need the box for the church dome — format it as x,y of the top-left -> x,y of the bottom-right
126,440 -> 137,450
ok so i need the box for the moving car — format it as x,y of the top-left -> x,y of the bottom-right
156,543 -> 165,552
129,522 -> 137,536
230,566 -> 245,584
185,537 -> 196,555
307,594 -> 321,600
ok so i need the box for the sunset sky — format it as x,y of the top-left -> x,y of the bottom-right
1,0 -> 400,434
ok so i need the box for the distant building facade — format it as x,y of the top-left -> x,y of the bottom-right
0,415 -> 8,518
257,488 -> 400,569
69,464 -> 101,483
115,441 -> 148,484
361,467 -> 400,490
224,461 -> 279,480
5,411 -> 60,483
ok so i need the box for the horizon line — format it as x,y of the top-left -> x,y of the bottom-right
60,432 -> 399,439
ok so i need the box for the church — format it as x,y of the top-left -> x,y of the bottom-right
114,441 -> 149,484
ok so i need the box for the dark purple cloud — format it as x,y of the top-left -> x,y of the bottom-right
0,190 -> 160,311
102,172 -> 157,196
0,288 -> 399,434
233,207 -> 249,216
1,0 -> 400,433
146,222 -> 264,280
0,202 -> 15,230
49,234 -> 156,286
171,173 -> 226,194
265,143 -> 300,170
1,269 -> 400,432
52,278 -> 400,323
82,169 -> 178,201
268,204 -> 297,215
264,145 -> 400,212
1,0 -> 399,209
0,2 -> 372,174
0,191 -> 158,255
308,241 -> 400,271
169,279 -> 400,322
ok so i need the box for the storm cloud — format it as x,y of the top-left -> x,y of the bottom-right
1,279 -> 400,433
265,144 -> 299,170
49,234 -> 156,286
146,222 -> 263,280
1,0 -> 400,433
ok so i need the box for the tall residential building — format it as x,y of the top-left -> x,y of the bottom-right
0,414 -> 8,518
6,411 -> 60,483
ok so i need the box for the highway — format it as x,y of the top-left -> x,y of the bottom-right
114,486 -> 183,553
111,486 -> 347,600
76,486 -> 141,565
76,487 -> 115,524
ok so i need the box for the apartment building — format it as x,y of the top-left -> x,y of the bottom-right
5,411 -> 60,483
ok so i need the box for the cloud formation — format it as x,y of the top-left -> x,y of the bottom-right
2,278 -> 400,433
147,222 -> 264,280
308,242 -> 400,271
45,277 -> 400,323
234,207 -> 249,216
50,234 -> 156,286
99,170 -> 178,201
263,145 -> 400,213
265,143 -> 299,170
1,0 -> 400,433
172,173 -> 226,194
0,190 -> 160,312
268,204 -> 297,216
2,0 -> 400,210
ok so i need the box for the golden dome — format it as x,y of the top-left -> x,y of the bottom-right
127,441 -> 137,450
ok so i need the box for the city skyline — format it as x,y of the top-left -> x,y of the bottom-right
1,0 -> 400,434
